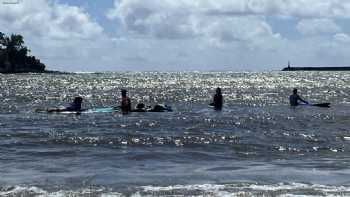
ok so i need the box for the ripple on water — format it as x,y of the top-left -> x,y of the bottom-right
1,72 -> 350,189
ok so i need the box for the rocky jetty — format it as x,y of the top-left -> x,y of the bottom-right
282,61 -> 350,71
282,66 -> 350,71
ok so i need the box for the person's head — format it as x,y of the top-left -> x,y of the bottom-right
216,87 -> 222,94
153,104 -> 164,111
73,96 -> 83,104
121,89 -> 127,97
293,88 -> 298,94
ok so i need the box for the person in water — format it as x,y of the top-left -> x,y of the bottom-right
148,104 -> 172,112
212,87 -> 223,110
132,103 -> 146,112
289,88 -> 308,106
130,103 -> 172,112
47,96 -> 83,112
120,89 -> 132,113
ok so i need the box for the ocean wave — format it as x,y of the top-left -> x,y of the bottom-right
2,183 -> 350,197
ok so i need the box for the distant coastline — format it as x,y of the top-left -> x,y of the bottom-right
0,67 -> 74,74
282,66 -> 350,71
0,69 -> 72,74
282,61 -> 350,71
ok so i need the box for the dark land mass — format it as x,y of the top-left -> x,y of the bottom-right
1,70 -> 73,75
0,32 -> 46,73
282,66 -> 350,71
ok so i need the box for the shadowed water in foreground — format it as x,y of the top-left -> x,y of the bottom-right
1,72 -> 350,196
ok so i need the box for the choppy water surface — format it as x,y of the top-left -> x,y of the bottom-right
1,71 -> 350,196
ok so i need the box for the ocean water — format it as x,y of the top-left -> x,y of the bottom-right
1,71 -> 350,196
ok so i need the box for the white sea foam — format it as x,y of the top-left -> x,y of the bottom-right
2,183 -> 350,197
0,186 -> 124,197
141,183 -> 350,196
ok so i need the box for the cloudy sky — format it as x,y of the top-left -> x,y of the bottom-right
1,0 -> 350,71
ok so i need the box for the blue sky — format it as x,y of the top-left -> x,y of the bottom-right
1,0 -> 350,71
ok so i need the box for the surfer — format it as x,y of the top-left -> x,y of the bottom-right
148,104 -> 172,112
47,96 -> 83,112
289,89 -> 308,106
120,89 -> 132,113
132,103 -> 147,112
129,103 -> 172,112
211,87 -> 223,110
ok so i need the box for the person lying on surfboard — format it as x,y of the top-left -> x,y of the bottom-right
130,103 -> 172,112
132,103 -> 147,112
47,96 -> 83,112
148,104 -> 172,112
209,87 -> 223,110
289,89 -> 308,106
120,89 -> 132,113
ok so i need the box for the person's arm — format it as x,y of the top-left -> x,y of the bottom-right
297,95 -> 309,104
209,95 -> 216,106
213,94 -> 218,104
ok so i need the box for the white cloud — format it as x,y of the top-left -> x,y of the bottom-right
108,0 -> 350,21
2,0 -> 350,71
107,0 -> 282,51
0,0 -> 103,39
0,0 -> 107,70
105,0 -> 350,70
334,33 -> 350,43
296,19 -> 341,35
200,16 -> 282,50
107,0 -> 198,39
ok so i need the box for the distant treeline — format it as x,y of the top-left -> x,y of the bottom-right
0,32 -> 45,73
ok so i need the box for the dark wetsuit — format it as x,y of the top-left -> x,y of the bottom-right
289,94 -> 307,106
148,104 -> 172,112
213,94 -> 223,110
121,97 -> 131,113
66,102 -> 82,111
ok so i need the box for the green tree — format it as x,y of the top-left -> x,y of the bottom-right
0,32 -> 45,73
0,32 -> 5,46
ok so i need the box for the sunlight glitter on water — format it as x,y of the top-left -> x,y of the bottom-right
1,71 -> 350,194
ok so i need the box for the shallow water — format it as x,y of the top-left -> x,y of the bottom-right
1,71 -> 350,196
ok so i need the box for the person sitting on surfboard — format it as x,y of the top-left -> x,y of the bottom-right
120,89 -> 132,113
210,87 -> 223,110
290,89 -> 308,106
47,96 -> 83,112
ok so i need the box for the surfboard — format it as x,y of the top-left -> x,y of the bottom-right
86,107 -> 116,113
35,107 -> 118,114
299,103 -> 331,108
311,103 -> 331,108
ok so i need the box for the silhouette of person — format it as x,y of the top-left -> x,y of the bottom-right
66,96 -> 83,111
120,89 -> 131,113
132,103 -> 146,112
212,87 -> 223,110
289,88 -> 308,106
148,104 -> 172,112
47,96 -> 83,112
